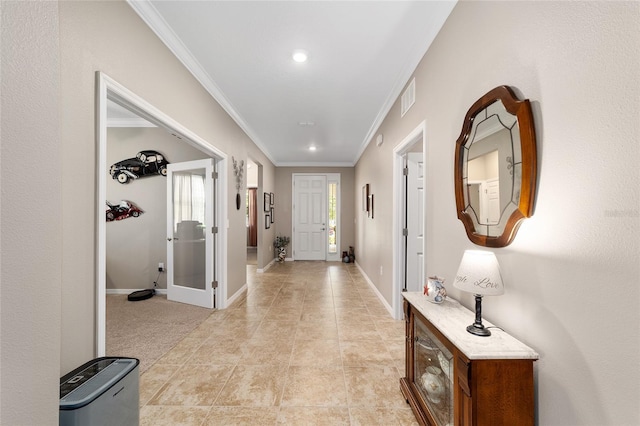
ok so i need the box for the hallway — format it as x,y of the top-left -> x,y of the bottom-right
139,261 -> 416,425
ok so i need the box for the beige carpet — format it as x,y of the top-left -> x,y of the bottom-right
106,293 -> 213,373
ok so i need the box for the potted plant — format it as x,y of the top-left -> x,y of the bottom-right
274,235 -> 290,262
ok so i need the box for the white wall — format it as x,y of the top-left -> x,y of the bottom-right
356,1 -> 639,424
0,1 -> 62,423
274,167 -> 356,261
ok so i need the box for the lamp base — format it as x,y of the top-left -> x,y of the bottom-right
466,323 -> 491,337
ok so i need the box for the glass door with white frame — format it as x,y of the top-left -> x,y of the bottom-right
167,159 -> 215,308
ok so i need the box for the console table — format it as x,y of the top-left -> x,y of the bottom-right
400,292 -> 538,426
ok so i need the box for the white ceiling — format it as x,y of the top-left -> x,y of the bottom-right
128,1 -> 455,166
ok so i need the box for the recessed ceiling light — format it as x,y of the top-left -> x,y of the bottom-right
298,121 -> 315,127
309,146 -> 317,151
292,49 -> 308,63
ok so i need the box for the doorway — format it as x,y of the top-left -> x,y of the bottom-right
96,72 -> 228,356
292,173 -> 341,261
246,159 -> 258,266
392,121 -> 426,320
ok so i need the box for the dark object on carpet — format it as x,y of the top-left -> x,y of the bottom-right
128,289 -> 155,301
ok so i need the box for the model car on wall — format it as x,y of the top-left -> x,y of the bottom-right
110,150 -> 169,184
106,200 -> 144,222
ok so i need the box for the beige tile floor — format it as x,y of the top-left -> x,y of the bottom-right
139,261 -> 418,425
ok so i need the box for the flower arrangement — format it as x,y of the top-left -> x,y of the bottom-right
274,235 -> 290,249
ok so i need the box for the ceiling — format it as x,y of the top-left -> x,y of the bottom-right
128,1 -> 455,166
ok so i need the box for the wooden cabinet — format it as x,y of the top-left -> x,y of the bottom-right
400,293 -> 538,426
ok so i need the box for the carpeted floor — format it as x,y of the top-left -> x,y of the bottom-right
106,294 -> 214,373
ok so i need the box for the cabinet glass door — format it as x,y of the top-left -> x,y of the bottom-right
413,318 -> 454,426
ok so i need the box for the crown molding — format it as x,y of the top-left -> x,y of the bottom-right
276,161 -> 355,168
107,117 -> 157,128
126,0 -> 276,165
354,1 -> 456,163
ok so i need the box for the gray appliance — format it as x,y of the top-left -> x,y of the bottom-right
60,357 -> 139,426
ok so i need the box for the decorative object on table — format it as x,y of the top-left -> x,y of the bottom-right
348,246 -> 355,263
274,235 -> 290,262
421,366 -> 445,404
263,192 -> 271,212
232,156 -> 244,210
106,200 -> 144,222
423,276 -> 447,304
110,150 -> 169,184
437,351 -> 451,379
265,214 -> 270,229
453,250 -> 504,336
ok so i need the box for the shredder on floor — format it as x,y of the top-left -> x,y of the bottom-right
60,357 -> 139,426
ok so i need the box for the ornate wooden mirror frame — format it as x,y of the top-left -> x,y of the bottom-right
454,86 -> 537,247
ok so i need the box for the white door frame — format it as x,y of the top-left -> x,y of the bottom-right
167,159 -> 215,308
95,72 -> 228,356
392,121 -> 427,320
291,173 -> 341,262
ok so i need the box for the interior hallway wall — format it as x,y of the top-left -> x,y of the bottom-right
355,2 -> 639,425
0,1 -> 62,423
274,167 -> 356,261
59,0 -> 275,375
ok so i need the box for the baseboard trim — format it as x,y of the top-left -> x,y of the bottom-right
257,257 -> 277,273
226,283 -> 247,307
354,261 -> 394,318
106,288 -> 167,295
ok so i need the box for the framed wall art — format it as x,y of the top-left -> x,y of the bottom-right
264,192 -> 271,212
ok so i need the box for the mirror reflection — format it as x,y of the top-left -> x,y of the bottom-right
462,100 -> 522,237
454,86 -> 537,247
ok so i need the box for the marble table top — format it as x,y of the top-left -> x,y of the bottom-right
403,292 -> 539,360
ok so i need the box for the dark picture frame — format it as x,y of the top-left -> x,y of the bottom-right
270,193 -> 275,206
270,207 -> 274,223
362,184 -> 370,212
264,192 -> 271,212
265,214 -> 271,229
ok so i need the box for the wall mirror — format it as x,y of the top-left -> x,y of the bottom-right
454,86 -> 537,247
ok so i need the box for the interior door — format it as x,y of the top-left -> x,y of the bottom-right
293,175 -> 327,260
406,152 -> 424,292
167,159 -> 215,308
484,178 -> 500,225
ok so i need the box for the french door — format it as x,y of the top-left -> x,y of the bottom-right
166,159 -> 215,308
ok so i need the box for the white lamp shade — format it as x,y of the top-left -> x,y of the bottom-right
453,250 -> 504,296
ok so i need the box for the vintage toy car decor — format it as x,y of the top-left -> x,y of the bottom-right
110,150 -> 170,184
106,200 -> 144,222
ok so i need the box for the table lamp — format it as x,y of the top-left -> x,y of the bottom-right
453,250 -> 504,336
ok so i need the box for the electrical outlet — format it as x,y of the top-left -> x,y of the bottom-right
158,262 -> 164,272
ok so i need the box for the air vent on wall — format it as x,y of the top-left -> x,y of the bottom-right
401,78 -> 416,117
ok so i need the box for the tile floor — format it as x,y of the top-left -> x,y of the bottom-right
139,261 -> 418,425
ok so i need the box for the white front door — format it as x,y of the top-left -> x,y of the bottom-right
293,175 -> 327,260
406,152 -> 424,292
167,159 -> 215,308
